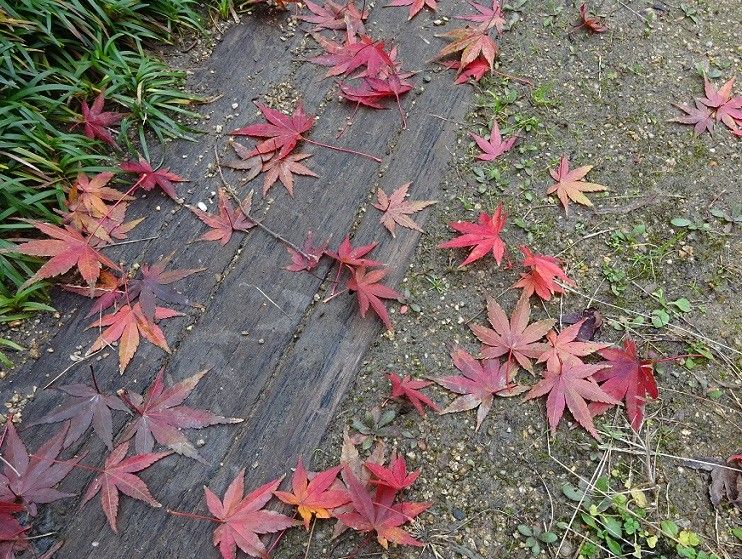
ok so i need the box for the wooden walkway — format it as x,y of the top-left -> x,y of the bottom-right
3,8 -> 472,558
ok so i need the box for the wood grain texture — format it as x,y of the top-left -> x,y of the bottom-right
1,8 -> 473,557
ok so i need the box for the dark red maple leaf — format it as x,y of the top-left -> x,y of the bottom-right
671,100 -> 715,136
274,459 -> 349,529
204,470 -> 299,559
576,3 -> 607,33
470,295 -> 554,373
347,267 -> 402,331
365,454 -> 419,491
86,255 -> 203,321
336,469 -> 429,548
443,56 -> 491,84
87,303 -> 182,372
261,152 -> 318,196
434,27 -> 498,73
189,189 -> 256,246
0,497 -> 27,559
438,203 -> 507,267
29,381 -> 129,449
537,320 -> 610,371
78,90 -> 126,148
120,156 -> 186,200
388,373 -> 440,416
301,0 -> 368,34
589,339 -> 658,432
285,230 -> 327,273
0,422 -> 79,516
339,74 -> 414,119
118,368 -> 243,462
230,103 -> 314,159
81,442 -> 170,533
435,347 -> 527,430
386,0 -> 437,19
10,221 -> 118,290
327,237 -> 381,271
455,0 -> 506,33
525,361 -> 617,439
513,246 -> 572,301
470,120 -> 516,161
373,183 -> 436,237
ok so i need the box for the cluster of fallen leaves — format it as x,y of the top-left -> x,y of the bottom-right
672,77 -> 742,137
0,368 -> 242,554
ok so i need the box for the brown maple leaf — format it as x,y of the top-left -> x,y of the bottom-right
81,442 -> 170,533
261,152 -> 318,196
188,189 -> 256,245
470,295 -> 554,373
434,27 -> 498,73
347,267 -> 402,331
546,156 -> 607,214
118,368 -> 243,462
87,303 -> 182,372
67,172 -> 132,219
204,470 -> 299,559
224,141 -> 262,183
525,361 -> 617,439
373,183 -> 436,237
435,347 -> 528,430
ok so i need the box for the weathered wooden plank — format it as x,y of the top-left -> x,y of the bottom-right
4,7 -> 474,557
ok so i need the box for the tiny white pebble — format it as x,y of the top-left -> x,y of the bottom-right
231,103 -> 239,109
197,202 -> 208,212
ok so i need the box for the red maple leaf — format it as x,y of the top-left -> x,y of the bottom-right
273,459 -> 349,528
435,347 -> 527,430
470,295 -> 554,373
63,200 -> 142,246
310,34 -> 397,79
11,221 -> 118,290
438,203 -> 507,267
78,90 -> 126,148
189,189 -> 256,246
119,368 -> 243,462
434,27 -> 498,73
81,442 -> 170,533
261,152 -> 318,196
470,120 -> 517,161
230,103 -> 314,159
87,303 -> 182,372
443,56 -> 492,84
373,183 -> 436,237
671,100 -> 715,136
0,498 -> 26,549
29,381 -> 129,449
386,0 -> 437,19
589,339 -> 658,432
0,422 -> 79,516
537,320 -> 610,371
525,361 -> 618,439
327,237 -> 381,271
513,246 -> 573,301
546,155 -> 607,214
301,0 -> 368,34
347,267 -> 402,331
120,156 -> 187,200
576,3 -> 607,33
698,78 -> 742,131
336,469 -> 429,548
365,454 -> 420,491
455,1 -> 506,33
387,373 -> 440,416
285,230 -> 327,273
204,470 -> 299,559
340,72 -> 414,124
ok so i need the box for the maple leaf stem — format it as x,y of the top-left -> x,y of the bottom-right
166,509 -> 221,523
304,517 -> 317,559
90,364 -> 100,394
301,137 -> 382,163
322,287 -> 349,303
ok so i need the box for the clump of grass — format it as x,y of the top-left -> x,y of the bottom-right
0,1 -> 215,362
